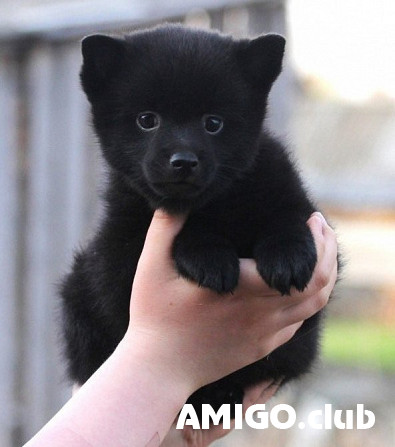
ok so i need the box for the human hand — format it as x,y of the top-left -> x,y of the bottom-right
160,379 -> 281,447
125,210 -> 337,399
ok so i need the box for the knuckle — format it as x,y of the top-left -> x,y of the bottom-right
254,345 -> 266,363
314,266 -> 330,290
263,340 -> 277,359
257,335 -> 274,360
313,290 -> 329,310
289,322 -> 301,339
280,327 -> 297,346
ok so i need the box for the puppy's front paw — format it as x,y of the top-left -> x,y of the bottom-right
254,227 -> 317,295
173,239 -> 240,294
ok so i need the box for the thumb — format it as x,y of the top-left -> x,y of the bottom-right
138,209 -> 187,270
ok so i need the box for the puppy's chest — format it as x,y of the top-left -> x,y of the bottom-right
193,197 -> 268,257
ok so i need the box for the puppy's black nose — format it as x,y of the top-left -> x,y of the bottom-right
170,152 -> 199,171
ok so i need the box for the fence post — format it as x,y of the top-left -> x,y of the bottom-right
21,41 -> 94,441
0,47 -> 19,447
248,1 -> 292,138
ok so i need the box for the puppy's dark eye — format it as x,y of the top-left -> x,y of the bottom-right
136,112 -> 160,131
203,115 -> 223,134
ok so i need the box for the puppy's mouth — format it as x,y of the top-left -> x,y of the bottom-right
150,181 -> 203,198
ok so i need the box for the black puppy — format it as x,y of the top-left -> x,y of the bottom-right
61,24 -> 326,414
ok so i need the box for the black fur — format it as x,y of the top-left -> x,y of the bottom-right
61,24 -> 326,414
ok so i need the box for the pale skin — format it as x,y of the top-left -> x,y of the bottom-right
24,211 -> 337,447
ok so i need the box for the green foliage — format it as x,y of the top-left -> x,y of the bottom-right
322,319 -> 395,372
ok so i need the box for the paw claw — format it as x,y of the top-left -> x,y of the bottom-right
174,245 -> 240,294
255,229 -> 317,295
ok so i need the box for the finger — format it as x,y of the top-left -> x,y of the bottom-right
308,212 -> 326,233
270,321 -> 304,352
238,213 -> 336,299
290,214 -> 338,299
138,210 -> 187,270
238,259 -> 281,297
243,379 -> 275,408
283,262 -> 338,325
252,381 -> 281,406
308,212 -> 326,262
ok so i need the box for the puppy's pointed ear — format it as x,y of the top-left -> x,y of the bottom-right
237,34 -> 285,88
80,34 -> 127,99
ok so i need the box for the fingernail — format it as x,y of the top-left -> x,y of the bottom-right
313,212 -> 327,226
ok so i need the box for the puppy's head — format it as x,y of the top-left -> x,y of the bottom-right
80,24 -> 285,213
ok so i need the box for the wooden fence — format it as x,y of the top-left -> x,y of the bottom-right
0,1 -> 289,444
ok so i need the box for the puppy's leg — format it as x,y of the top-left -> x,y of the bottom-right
173,229 -> 239,294
254,222 -> 317,295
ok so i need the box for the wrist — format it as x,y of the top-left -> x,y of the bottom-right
119,329 -> 196,406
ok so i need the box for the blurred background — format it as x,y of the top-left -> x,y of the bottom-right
0,0 -> 394,445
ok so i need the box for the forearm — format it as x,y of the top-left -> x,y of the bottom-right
24,338 -> 191,447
